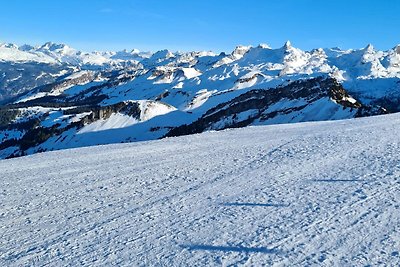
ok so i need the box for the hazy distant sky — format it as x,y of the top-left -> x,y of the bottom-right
1,0 -> 399,52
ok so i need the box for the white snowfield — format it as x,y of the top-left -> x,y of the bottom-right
1,113 -> 400,266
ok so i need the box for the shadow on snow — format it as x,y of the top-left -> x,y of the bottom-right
222,202 -> 288,207
311,179 -> 366,183
180,244 -> 280,254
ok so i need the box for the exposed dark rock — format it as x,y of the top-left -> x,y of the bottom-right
0,72 -> 391,159
0,108 -> 20,127
155,91 -> 170,101
166,77 -> 386,138
0,62 -> 75,102
370,96 -> 400,113
36,72 -> 95,93
0,101 -> 144,155
236,73 -> 263,83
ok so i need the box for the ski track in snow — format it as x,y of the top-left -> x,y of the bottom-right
1,114 -> 400,266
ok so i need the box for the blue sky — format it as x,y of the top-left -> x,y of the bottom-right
1,0 -> 399,52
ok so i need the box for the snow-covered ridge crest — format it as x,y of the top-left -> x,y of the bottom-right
0,40 -> 399,73
0,41 -> 151,66
1,40 -> 400,82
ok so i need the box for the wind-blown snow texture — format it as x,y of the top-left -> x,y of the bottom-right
1,113 -> 400,266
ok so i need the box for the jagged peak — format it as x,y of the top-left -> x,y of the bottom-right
149,49 -> 175,61
232,45 -> 252,57
234,45 -> 252,50
394,44 -> 400,54
19,44 -> 35,51
311,48 -> 326,55
283,40 -> 292,50
330,47 -> 343,51
39,42 -> 71,51
364,44 -> 374,52
0,43 -> 18,49
131,48 -> 140,54
161,49 -> 174,57
257,43 -> 271,49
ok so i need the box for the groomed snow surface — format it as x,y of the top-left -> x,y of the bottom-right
1,114 -> 400,266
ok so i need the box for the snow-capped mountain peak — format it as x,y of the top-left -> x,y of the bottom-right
153,49 -> 175,60
0,43 -> 19,49
39,41 -> 71,52
395,44 -> 400,54
364,43 -> 374,52
257,43 -> 271,49
18,44 -> 36,51
283,40 -> 292,50
130,48 -> 140,54
232,45 -> 252,59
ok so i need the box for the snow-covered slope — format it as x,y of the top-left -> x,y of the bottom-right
1,113 -> 400,266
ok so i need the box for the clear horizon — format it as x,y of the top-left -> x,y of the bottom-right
1,0 -> 399,53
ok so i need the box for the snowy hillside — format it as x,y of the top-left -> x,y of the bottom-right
1,113 -> 400,266
0,41 -> 399,158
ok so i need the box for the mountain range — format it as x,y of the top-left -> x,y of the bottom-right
0,41 -> 399,158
